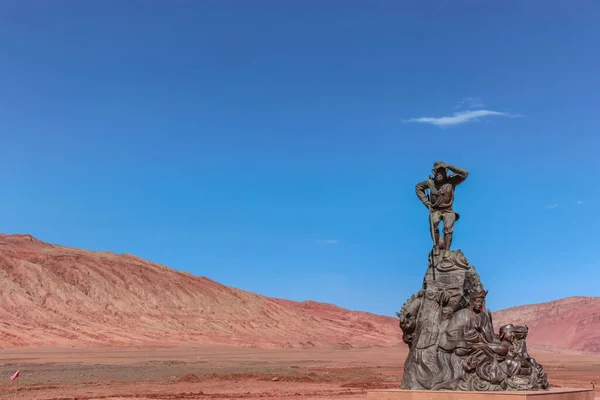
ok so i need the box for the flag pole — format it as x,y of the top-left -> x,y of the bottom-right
11,366 -> 20,399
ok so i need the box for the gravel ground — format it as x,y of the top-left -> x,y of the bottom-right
0,345 -> 597,400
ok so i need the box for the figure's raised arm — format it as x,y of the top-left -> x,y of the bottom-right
445,163 -> 469,186
415,179 -> 432,209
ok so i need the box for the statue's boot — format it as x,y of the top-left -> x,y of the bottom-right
443,233 -> 453,258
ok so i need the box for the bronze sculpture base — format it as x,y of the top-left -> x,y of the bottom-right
367,388 -> 594,400
397,249 -> 549,391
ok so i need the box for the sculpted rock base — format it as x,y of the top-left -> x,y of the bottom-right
397,249 -> 549,391
366,388 -> 594,400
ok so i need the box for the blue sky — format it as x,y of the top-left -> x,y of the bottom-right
1,1 -> 599,316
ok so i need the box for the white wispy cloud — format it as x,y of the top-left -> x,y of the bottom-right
456,96 -> 485,109
405,109 -> 518,127
547,200 -> 586,209
316,239 -> 339,244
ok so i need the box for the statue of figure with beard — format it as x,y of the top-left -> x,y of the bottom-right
435,290 -> 511,391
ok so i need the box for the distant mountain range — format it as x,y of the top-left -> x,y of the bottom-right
0,233 -> 597,352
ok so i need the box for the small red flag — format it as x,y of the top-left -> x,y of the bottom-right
10,370 -> 19,381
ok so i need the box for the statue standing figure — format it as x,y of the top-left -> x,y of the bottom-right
415,161 -> 468,258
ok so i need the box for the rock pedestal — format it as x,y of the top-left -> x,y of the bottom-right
396,249 -> 549,392
367,388 -> 594,400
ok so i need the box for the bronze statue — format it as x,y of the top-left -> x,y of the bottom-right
436,290 -> 514,390
398,161 -> 549,392
499,324 -> 549,390
415,161 -> 468,258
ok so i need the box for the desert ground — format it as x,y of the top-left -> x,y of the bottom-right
1,344 -> 599,400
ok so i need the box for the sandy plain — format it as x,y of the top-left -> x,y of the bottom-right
0,345 -> 599,400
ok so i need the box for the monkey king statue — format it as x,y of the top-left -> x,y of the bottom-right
396,161 -> 549,391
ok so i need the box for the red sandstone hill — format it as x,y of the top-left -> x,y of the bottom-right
1,233 -> 599,352
0,234 -> 400,348
493,297 -> 600,353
